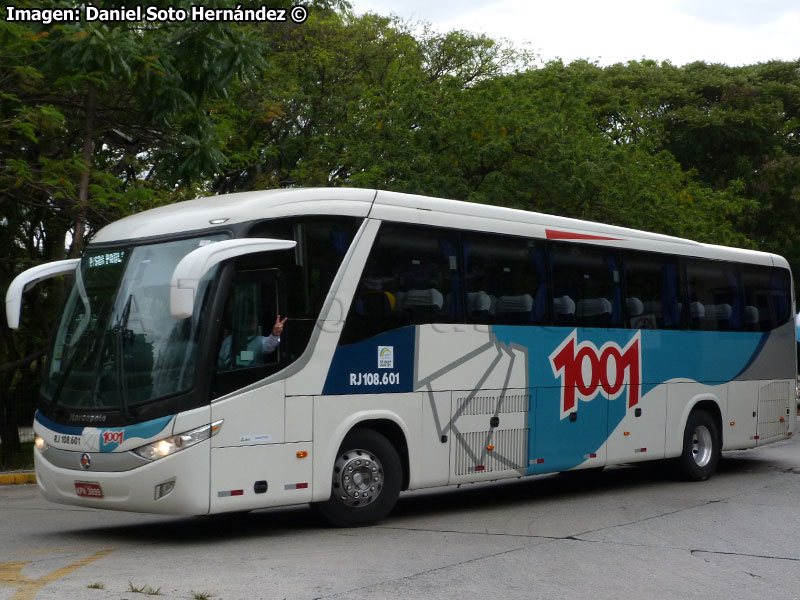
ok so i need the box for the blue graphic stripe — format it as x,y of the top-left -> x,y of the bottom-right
35,411 -> 84,435
492,326 -> 766,473
323,327 -> 415,395
98,415 -> 174,452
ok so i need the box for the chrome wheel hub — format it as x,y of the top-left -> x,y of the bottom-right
691,425 -> 713,467
332,449 -> 383,507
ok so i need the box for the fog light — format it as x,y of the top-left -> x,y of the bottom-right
154,480 -> 176,500
34,435 -> 47,451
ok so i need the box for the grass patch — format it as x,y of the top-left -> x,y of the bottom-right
191,592 -> 213,600
128,582 -> 163,596
87,582 -> 105,589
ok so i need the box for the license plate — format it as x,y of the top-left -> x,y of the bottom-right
75,482 -> 103,498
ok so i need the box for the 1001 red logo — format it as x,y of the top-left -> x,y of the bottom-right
101,430 -> 125,445
549,330 -> 641,420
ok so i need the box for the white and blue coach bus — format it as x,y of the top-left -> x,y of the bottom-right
6,188 -> 796,526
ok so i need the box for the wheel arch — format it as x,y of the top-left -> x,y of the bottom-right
312,410 -> 412,502
692,398 -> 723,445
668,393 -> 724,458
352,418 -> 410,491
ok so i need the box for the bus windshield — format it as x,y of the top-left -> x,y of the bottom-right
42,234 -> 227,414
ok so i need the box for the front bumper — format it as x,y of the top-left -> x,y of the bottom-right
34,439 -> 211,515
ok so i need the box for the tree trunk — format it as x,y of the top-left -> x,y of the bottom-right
69,85 -> 96,259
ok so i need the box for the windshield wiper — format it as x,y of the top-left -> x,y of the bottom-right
114,293 -> 135,422
47,266 -> 91,408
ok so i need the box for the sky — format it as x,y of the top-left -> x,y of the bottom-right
347,0 -> 800,67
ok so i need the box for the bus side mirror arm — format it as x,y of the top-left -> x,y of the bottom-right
5,259 -> 81,330
169,238 -> 296,319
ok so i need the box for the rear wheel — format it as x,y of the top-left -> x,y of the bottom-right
313,429 -> 401,527
677,410 -> 720,481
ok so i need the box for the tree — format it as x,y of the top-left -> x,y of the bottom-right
0,0 -> 265,462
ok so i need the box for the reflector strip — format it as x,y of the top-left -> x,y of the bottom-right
583,453 -> 597,459
475,466 -> 486,472
537,458 -> 545,464
217,489 -> 244,497
284,483 -> 309,490
634,448 -> 647,453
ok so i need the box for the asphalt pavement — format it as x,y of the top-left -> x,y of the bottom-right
1,436 -> 799,600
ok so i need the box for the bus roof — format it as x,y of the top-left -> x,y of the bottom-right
91,187 -> 786,268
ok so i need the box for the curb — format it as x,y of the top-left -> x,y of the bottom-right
0,472 -> 36,485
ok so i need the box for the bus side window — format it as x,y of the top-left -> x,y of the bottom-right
550,242 -> 622,328
622,251 -> 682,329
462,233 -> 547,325
686,259 -> 744,331
741,265 -> 791,332
340,224 -> 460,344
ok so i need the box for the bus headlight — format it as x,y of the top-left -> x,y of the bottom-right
133,420 -> 223,461
34,435 -> 48,452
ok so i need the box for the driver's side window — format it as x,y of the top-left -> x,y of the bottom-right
213,268 -> 285,397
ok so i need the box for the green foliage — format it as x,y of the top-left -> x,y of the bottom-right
2,3 -> 800,457
0,0 -> 265,459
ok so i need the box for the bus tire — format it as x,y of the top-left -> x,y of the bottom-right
313,429 -> 401,527
677,410 -> 720,481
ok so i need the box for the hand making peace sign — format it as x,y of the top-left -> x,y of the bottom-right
272,314 -> 288,336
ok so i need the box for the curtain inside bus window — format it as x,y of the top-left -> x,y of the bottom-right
604,254 -> 622,327
769,269 -> 791,328
439,237 -> 461,321
724,269 -> 744,330
530,244 -> 548,324
662,261 -> 681,328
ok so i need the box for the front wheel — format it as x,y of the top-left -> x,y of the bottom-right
677,410 -> 720,481
313,429 -> 401,527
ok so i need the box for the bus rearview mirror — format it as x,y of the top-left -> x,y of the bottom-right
169,238 -> 296,319
5,259 -> 80,329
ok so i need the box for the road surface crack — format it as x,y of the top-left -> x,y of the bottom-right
312,545 -> 531,599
